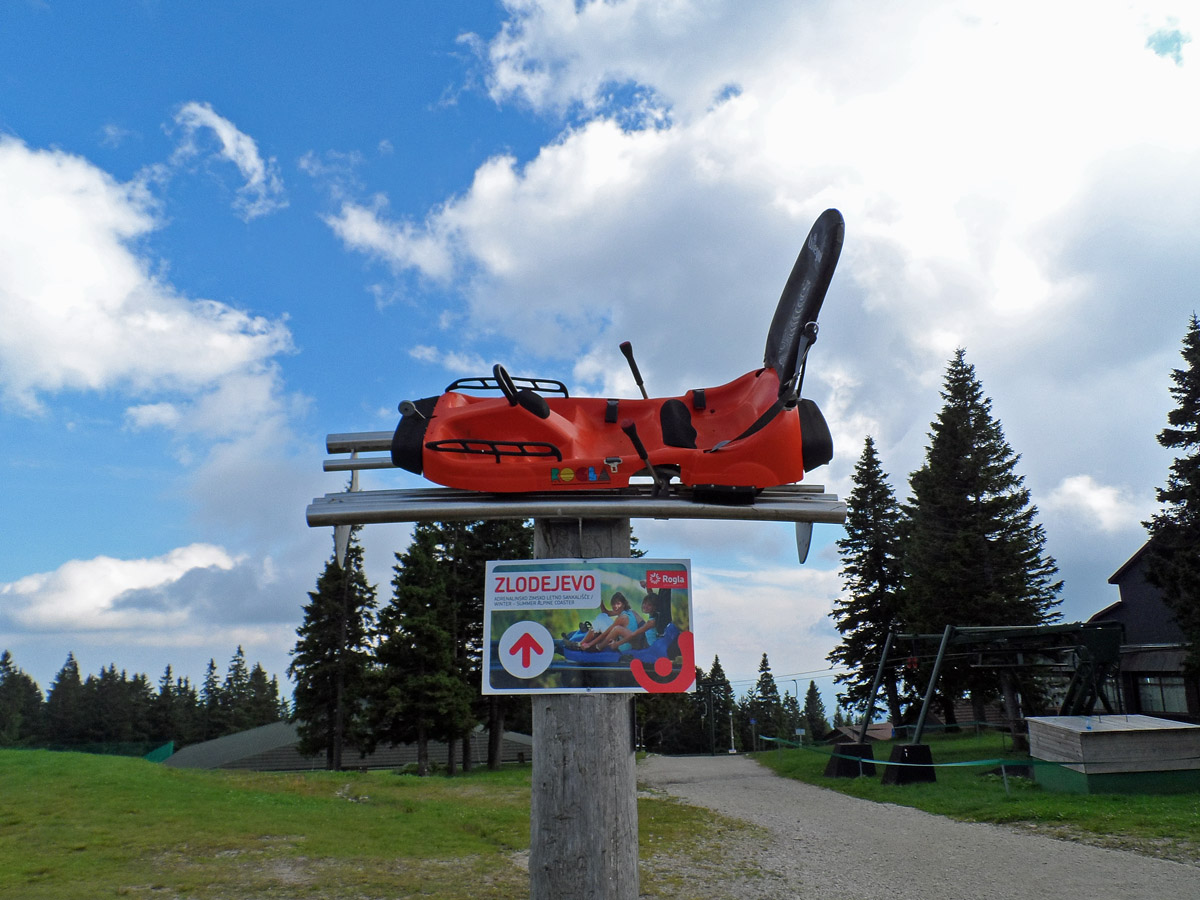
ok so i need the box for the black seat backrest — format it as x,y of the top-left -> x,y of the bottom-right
516,388 -> 551,419
660,399 -> 697,449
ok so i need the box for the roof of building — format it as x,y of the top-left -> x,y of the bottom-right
163,721 -> 533,771
1108,541 -> 1151,585
164,721 -> 297,769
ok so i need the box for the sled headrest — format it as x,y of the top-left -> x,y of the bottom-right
763,209 -> 844,385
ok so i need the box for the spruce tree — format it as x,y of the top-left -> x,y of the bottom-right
829,436 -> 906,723
699,655 -> 736,752
744,653 -> 785,746
461,519 -> 534,768
902,349 -> 1062,720
781,692 -> 802,741
200,659 -> 223,740
174,676 -> 202,745
372,522 -> 475,775
0,652 -> 42,745
1145,314 -> 1200,672
81,666 -> 153,744
802,680 -> 829,743
222,647 -> 252,733
289,528 -> 378,769
44,653 -> 84,745
245,664 -> 285,727
151,665 -> 179,743
149,668 -> 206,747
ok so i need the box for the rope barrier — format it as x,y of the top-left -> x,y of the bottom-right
759,737 -> 1200,769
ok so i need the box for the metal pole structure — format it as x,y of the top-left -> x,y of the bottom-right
331,462 -> 359,772
856,631 -> 895,743
706,685 -> 716,756
529,517 -> 638,900
911,625 -> 954,744
729,709 -> 736,753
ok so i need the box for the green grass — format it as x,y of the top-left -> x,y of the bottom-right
756,731 -> 1200,863
1,749 -> 535,899
0,749 -> 740,900
7,738 -> 1196,899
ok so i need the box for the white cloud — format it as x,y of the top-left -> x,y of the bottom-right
692,564 -> 843,684
99,123 -> 134,148
480,0 -> 796,120
324,196 -> 456,281
173,101 -> 287,220
1,544 -> 239,631
408,344 -> 488,374
1044,475 -> 1149,535
0,136 -> 320,658
0,137 -> 294,418
124,402 -> 183,430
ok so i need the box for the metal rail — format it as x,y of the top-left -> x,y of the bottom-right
307,483 -> 845,526
309,430 -> 846,528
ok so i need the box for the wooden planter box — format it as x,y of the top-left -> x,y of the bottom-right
1027,714 -> 1200,794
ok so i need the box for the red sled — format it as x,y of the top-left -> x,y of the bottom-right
391,209 -> 844,502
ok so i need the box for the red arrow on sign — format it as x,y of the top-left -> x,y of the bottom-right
509,632 -> 545,668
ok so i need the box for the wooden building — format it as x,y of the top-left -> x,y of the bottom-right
1089,542 -> 1200,723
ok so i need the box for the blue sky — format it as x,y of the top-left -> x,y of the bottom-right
1,1 -> 1197,705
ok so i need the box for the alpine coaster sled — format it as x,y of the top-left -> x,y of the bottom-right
391,209 -> 844,501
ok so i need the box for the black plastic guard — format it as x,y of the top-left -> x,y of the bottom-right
391,395 -> 439,474
798,398 -> 833,471
691,484 -> 758,505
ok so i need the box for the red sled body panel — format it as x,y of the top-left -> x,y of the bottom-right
405,368 -> 824,493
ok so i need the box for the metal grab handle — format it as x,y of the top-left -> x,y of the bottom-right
620,419 -> 668,495
619,341 -> 649,399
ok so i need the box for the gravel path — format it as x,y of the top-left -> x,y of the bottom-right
636,754 -> 1198,900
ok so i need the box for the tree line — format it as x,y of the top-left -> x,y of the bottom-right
0,647 -> 287,751
829,321 -> 1200,730
634,653 -> 835,756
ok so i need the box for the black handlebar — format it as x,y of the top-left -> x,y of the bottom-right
619,341 -> 649,399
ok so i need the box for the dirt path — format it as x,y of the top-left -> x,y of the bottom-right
636,754 -> 1198,900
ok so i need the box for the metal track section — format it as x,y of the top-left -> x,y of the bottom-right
310,430 -> 845,526
307,483 -> 845,526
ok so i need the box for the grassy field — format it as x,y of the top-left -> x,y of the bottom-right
3,737 -> 1198,898
0,749 -> 728,900
755,730 -> 1200,863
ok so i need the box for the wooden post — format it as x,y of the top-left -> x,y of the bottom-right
530,517 -> 638,900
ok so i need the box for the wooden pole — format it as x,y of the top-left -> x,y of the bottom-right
530,517 -> 638,900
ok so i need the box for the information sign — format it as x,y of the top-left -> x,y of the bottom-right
483,558 -> 694,694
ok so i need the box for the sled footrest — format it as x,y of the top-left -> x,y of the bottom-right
426,438 -> 563,463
